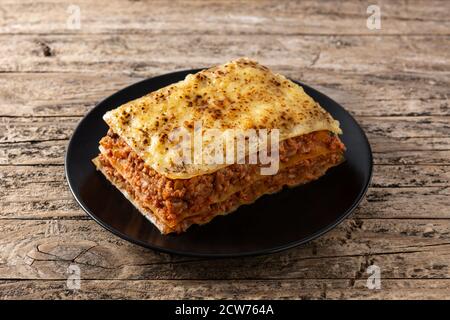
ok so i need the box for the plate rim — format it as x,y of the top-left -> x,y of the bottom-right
65,68 -> 373,258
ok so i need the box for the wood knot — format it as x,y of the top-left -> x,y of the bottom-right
36,41 -> 54,57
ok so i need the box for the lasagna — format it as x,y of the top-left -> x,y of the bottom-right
93,58 -> 346,234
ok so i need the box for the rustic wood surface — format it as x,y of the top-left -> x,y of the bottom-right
0,0 -> 449,300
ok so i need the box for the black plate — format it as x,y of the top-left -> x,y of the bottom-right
65,69 -> 372,258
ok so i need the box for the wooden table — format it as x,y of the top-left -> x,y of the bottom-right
0,0 -> 449,299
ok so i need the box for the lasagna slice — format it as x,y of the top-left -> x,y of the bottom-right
93,58 -> 346,234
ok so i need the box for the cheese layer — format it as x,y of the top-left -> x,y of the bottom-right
103,58 -> 342,179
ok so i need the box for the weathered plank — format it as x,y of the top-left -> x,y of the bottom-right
1,35 -> 449,75
2,279 -> 450,300
359,117 -> 450,139
0,164 -> 449,220
374,150 -> 450,165
1,180 -> 449,220
356,187 -> 450,219
0,0 -> 448,300
1,116 -> 449,170
368,136 -> 450,153
371,165 -> 449,187
0,71 -> 448,117
0,0 -> 449,35
0,140 -> 67,165
1,115 -> 448,144
0,116 -> 78,143
1,139 -> 449,166
2,218 -> 450,282
0,163 -> 448,196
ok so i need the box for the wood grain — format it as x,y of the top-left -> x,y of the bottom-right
0,0 -> 449,299
2,279 -> 450,300
1,34 -> 449,75
1,164 -> 448,195
2,218 -> 450,281
1,0 -> 449,35
0,72 -> 448,117
2,139 -> 449,166
1,115 -> 449,143
2,185 -> 449,220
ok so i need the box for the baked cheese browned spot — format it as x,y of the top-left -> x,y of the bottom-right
103,58 -> 342,179
93,58 -> 346,234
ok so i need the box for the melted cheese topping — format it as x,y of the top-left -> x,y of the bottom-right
103,58 -> 342,179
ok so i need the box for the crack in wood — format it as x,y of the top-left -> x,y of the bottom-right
1,0 -> 449,299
